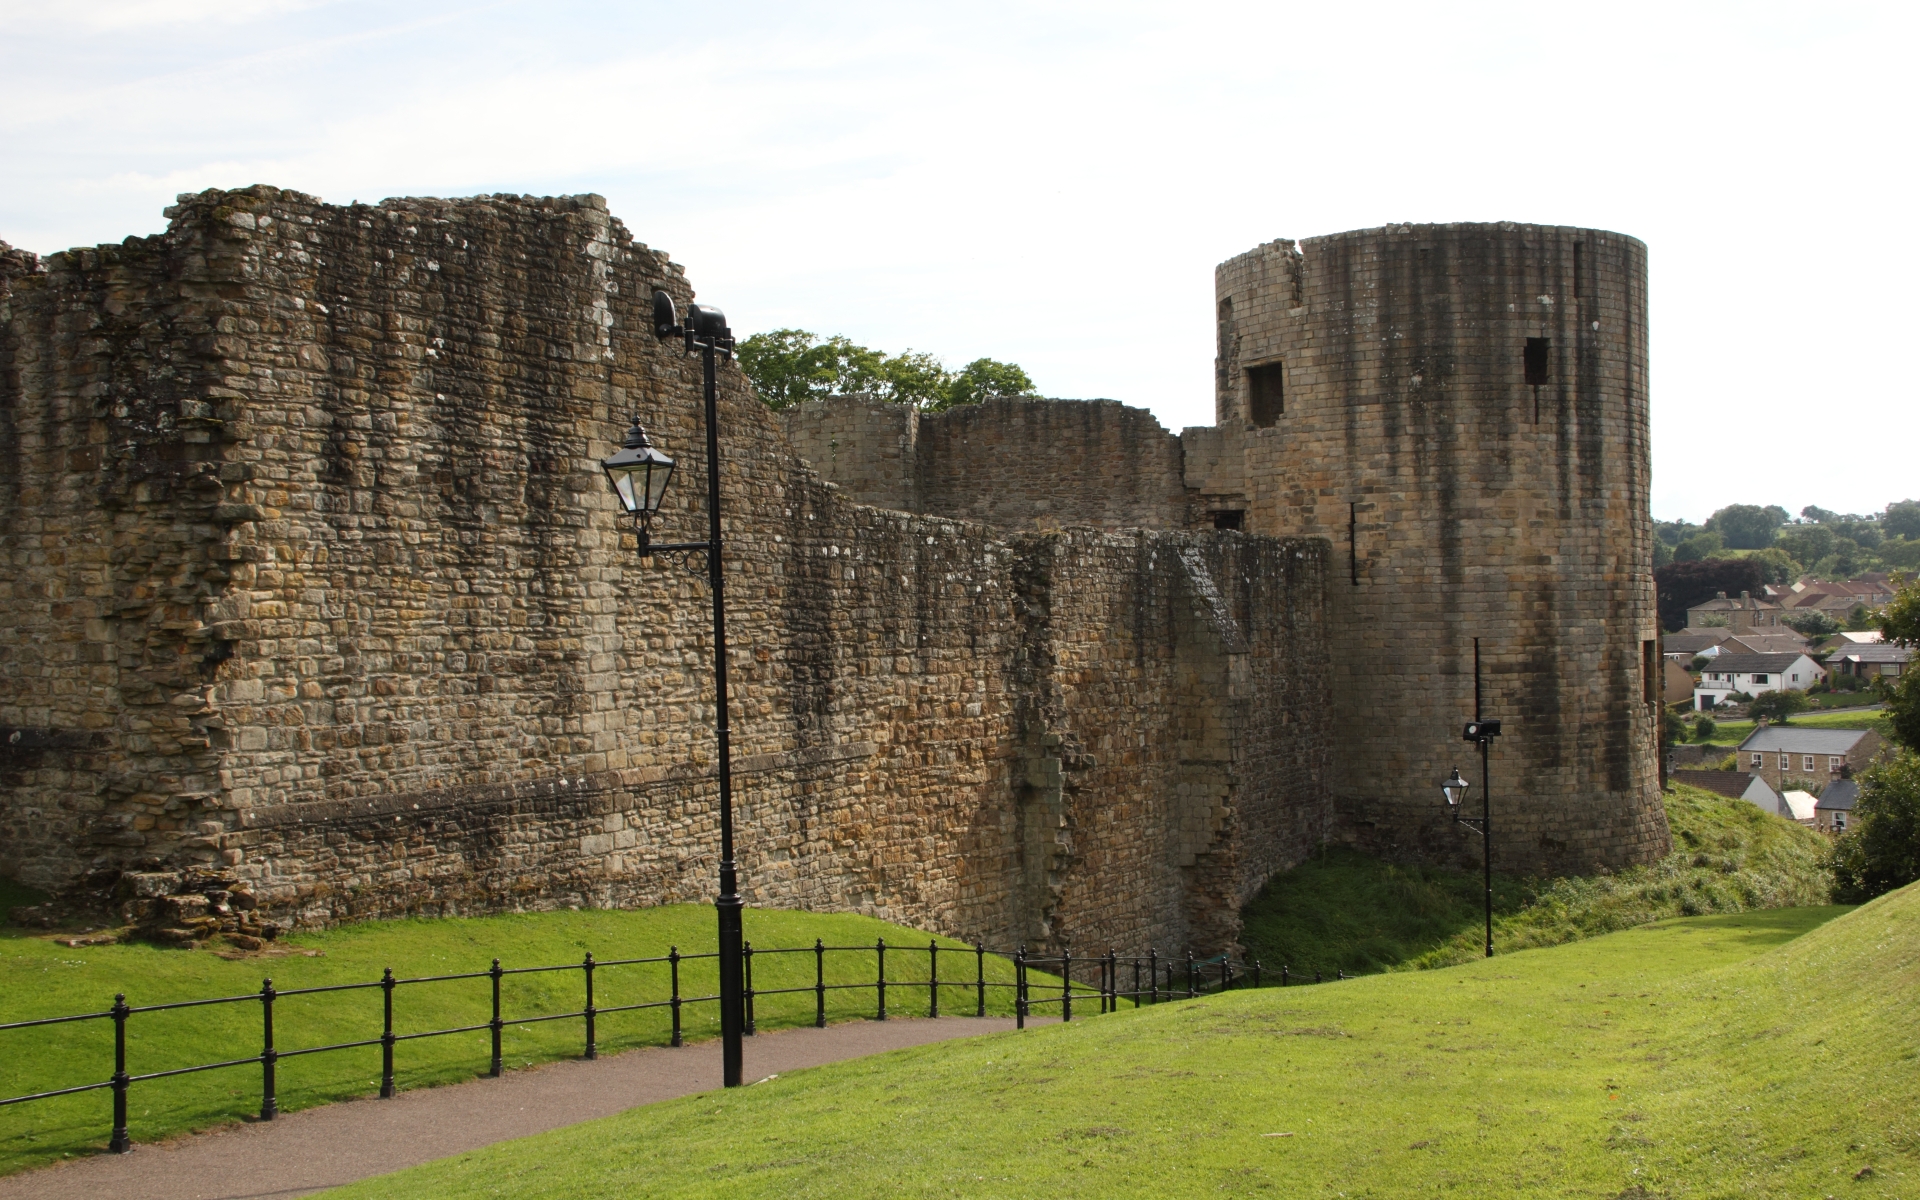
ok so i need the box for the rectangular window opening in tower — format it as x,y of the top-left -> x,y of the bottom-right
1524,338 -> 1551,387
1247,362 -> 1285,427
1642,640 -> 1658,706
1212,510 -> 1245,531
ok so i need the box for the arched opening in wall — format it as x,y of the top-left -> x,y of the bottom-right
1247,362 -> 1285,428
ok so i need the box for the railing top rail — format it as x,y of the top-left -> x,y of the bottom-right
274,980 -> 385,998
0,1010 -> 113,1031
129,993 -> 264,1014
392,970 -> 496,986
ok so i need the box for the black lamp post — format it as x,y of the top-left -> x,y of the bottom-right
601,288 -> 745,1087
1440,638 -> 1502,959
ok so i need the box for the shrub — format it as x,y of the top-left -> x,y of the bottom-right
1748,690 -> 1812,723
1691,715 -> 1717,742
1830,751 -> 1920,903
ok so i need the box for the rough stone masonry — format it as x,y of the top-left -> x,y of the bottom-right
0,187 -> 1338,955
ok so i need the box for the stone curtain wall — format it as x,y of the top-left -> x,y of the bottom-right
1,188 -> 1332,954
785,396 -> 1190,531
1216,223 -> 1667,873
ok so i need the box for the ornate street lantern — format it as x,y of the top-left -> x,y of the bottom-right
600,420 -> 676,547
1440,766 -> 1470,810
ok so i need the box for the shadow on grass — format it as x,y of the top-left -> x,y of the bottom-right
1238,845 -> 1524,979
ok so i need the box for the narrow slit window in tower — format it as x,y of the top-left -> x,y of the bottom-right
1348,502 -> 1359,586
1642,639 -> 1658,706
1247,362 -> 1285,427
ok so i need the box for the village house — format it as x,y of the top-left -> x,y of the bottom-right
1687,590 -> 1785,630
1693,651 -> 1825,710
1814,777 -> 1860,834
1664,628 -> 1735,662
1828,643 -> 1911,681
1812,630 -> 1884,655
1733,726 -> 1886,792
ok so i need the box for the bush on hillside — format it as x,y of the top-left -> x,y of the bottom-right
1747,690 -> 1812,723
1692,715 -> 1717,742
1830,751 -> 1920,903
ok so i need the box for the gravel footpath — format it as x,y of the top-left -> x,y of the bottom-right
0,1015 -> 1042,1200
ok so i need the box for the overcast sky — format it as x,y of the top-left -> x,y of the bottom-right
3,0 -> 1914,523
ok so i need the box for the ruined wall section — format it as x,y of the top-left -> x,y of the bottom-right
781,396 -> 917,512
3,189 -> 1334,956
788,396 -> 1192,532
0,222 -> 259,887
1217,223 -> 1666,874
1018,531 -> 1333,954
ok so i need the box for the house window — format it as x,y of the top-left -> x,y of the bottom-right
1829,756 -> 1843,773
1791,673 -> 1799,682
1780,753 -> 1791,771
1835,812 -> 1847,831
1752,674 -> 1769,685
1803,755 -> 1816,772
1751,753 -> 1763,769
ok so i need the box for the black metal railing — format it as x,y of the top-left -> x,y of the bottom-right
0,938 -> 1341,1153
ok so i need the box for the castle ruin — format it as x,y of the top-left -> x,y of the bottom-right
0,188 -> 1666,952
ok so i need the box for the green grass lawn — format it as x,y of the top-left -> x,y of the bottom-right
1686,706 -> 1890,747
1240,783 -> 1832,977
317,891 -> 1920,1200
0,906 -> 1034,1175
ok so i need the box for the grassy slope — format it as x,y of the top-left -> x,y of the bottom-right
1240,783 -> 1833,977
321,893 -> 1920,1200
0,906 -> 1029,1175
1686,707 -> 1892,747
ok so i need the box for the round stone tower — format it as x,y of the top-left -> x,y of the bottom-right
1215,222 -> 1668,873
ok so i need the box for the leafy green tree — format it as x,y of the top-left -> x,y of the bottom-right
1829,752 -> 1920,903
940,358 -> 1036,410
737,330 -> 1035,412
1662,708 -> 1689,747
1706,504 -> 1782,549
1691,715 -> 1717,742
1672,531 -> 1725,562
737,330 -> 885,410
1747,689 -> 1812,723
1783,610 -> 1841,638
1653,540 -> 1674,569
1885,499 -> 1920,541
1746,547 -> 1800,585
1777,523 -> 1836,567
1878,577 -> 1920,750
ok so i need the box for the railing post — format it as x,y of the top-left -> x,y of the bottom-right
1253,959 -> 1263,989
1186,951 -> 1196,1000
489,959 -> 504,1077
1132,955 -> 1142,1009
259,978 -> 278,1121
668,947 -> 683,1048
1337,968 -> 1345,981
1149,949 -> 1158,1005
1314,969 -> 1322,984
1282,964 -> 1289,987
1061,946 -> 1072,1022
1014,947 -> 1028,1029
875,938 -> 887,1021
1222,957 -> 1231,993
1106,950 -> 1117,1013
109,993 -> 130,1153
975,942 -> 986,1017
380,968 -> 396,1098
583,953 -> 597,1060
814,939 -> 826,1028
928,941 -> 939,1019
743,941 -> 756,1036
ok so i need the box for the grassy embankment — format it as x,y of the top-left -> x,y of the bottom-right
1239,782 -> 1834,978
0,906 -> 1033,1175
323,893 -> 1920,1199
1680,706 -> 1892,748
